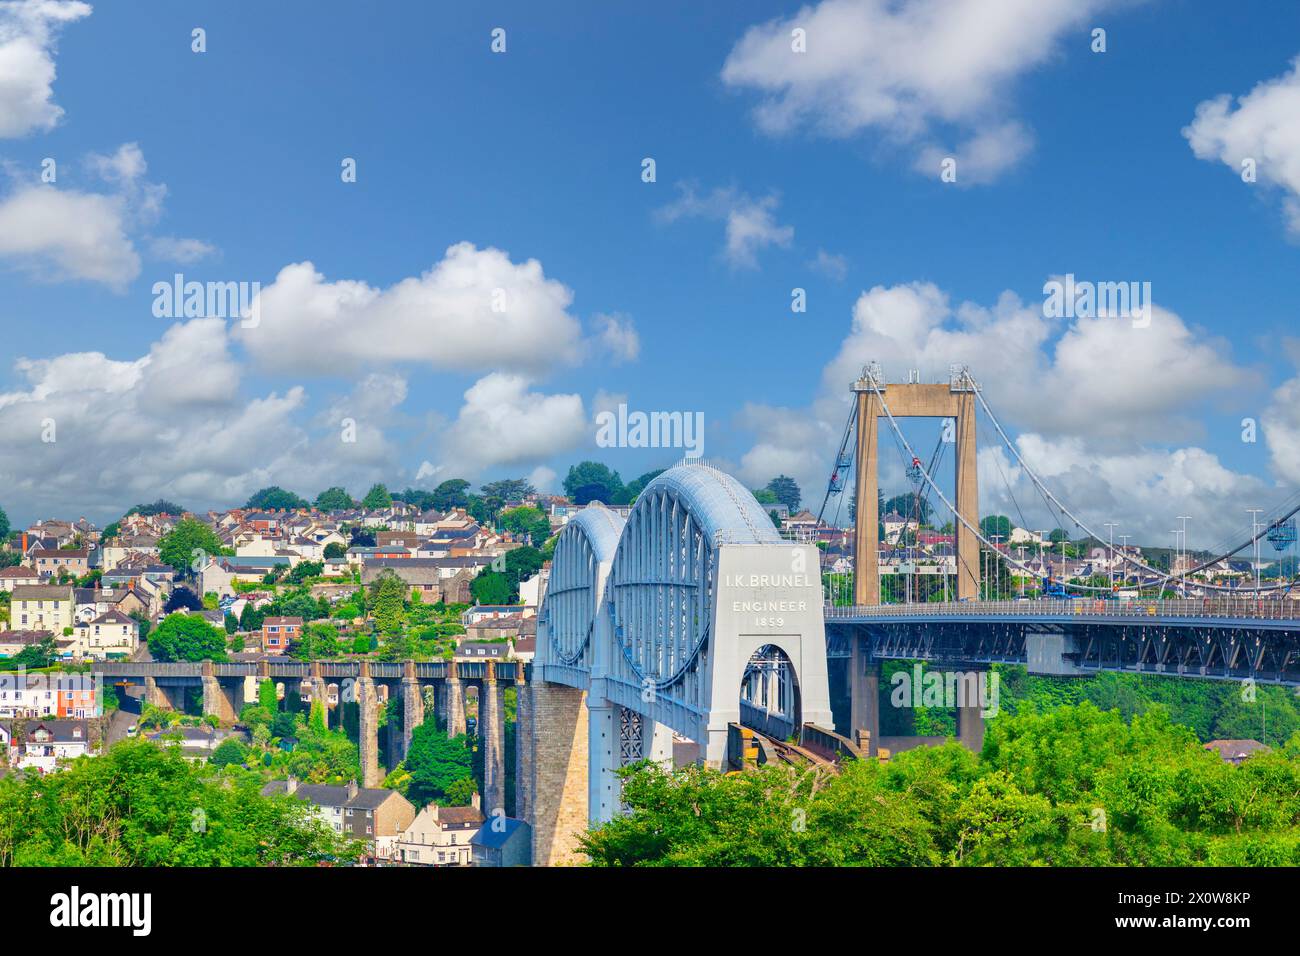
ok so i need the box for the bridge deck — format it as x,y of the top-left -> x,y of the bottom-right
826,598 -> 1300,630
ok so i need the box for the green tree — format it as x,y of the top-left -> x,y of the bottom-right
245,486 -> 309,511
498,505 -> 551,544
210,737 -> 248,768
291,622 -> 340,661
980,515 -> 1013,540
765,475 -> 802,512
148,613 -> 227,662
239,601 -> 265,632
563,462 -> 625,505
885,493 -> 933,524
624,470 -> 666,503
403,722 -> 475,806
11,635 -> 57,669
0,506 -> 8,542
369,571 -> 407,635
324,541 -> 347,559
504,545 -> 545,585
158,518 -> 227,575
471,570 -> 513,605
361,483 -> 393,509
430,479 -> 471,511
314,487 -> 354,511
480,478 -> 535,508
0,740 -> 360,865
288,560 -> 324,584
126,499 -> 185,517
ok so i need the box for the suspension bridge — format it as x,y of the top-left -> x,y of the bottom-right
521,364 -> 1300,865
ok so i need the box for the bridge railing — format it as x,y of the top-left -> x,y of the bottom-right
825,597 -> 1300,621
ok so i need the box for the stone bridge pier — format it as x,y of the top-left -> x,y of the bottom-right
200,661 -> 240,725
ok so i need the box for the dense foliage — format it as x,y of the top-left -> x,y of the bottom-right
583,703 -> 1300,866
0,740 -> 360,866
148,612 -> 227,662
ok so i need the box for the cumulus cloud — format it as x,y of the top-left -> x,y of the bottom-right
656,183 -> 793,268
736,278 -> 1265,546
979,437 -> 1271,549
0,319 -> 405,520
0,0 -> 90,138
1184,55 -> 1300,233
0,143 -> 211,289
236,242 -> 586,377
821,281 -> 1256,443
721,0 -> 1128,182
1262,353 -> 1300,478
439,373 -> 588,474
0,185 -> 138,288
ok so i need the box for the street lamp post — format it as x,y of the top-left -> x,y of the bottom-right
1247,509 -> 1264,596
1104,521 -> 1118,591
1118,535 -> 1131,592
1039,530 -> 1049,595
1177,515 -> 1192,594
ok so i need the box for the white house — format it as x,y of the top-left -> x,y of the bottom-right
71,610 -> 139,659
1,719 -> 93,772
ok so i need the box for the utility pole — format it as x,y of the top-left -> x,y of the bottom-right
1018,545 -> 1026,597
993,530 -> 1003,598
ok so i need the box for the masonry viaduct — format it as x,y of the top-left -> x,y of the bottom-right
98,658 -> 518,816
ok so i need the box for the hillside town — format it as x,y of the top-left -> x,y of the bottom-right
0,466 -> 1290,868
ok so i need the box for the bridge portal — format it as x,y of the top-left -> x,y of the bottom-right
852,367 -> 980,604
529,463 -> 833,864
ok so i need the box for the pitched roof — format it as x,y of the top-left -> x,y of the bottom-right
260,780 -> 406,811
470,816 -> 526,848
12,584 -> 73,600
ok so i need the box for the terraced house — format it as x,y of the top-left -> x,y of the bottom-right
10,585 -> 74,634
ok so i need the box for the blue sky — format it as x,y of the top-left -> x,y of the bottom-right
1,0 -> 1299,547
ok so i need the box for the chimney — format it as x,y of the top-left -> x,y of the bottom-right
286,775 -> 299,795
347,779 -> 359,800
21,532 -> 27,554
471,790 -> 481,811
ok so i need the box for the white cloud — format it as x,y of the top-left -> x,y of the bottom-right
1184,55 -> 1300,233
528,465 -> 558,493
1262,356 -> 1300,478
0,0 -> 91,138
236,242 -> 586,377
821,281 -> 1256,443
656,184 -> 793,268
808,248 -> 848,280
0,319 -> 406,521
592,312 -> 640,364
981,436 -> 1271,548
0,143 -> 206,289
0,185 -> 138,288
737,278 -> 1265,546
914,120 -> 1034,185
148,236 -> 217,264
721,0 -> 1128,182
440,373 -> 588,474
